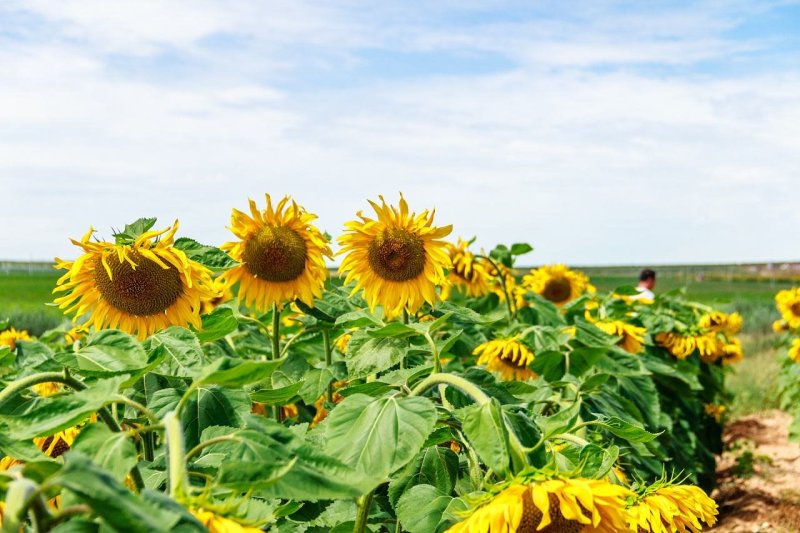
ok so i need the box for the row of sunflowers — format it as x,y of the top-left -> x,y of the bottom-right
0,194 -> 744,532
775,288 -> 800,441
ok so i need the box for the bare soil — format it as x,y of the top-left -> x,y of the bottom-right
713,410 -> 800,532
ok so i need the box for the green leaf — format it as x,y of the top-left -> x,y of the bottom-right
71,423 -> 138,482
52,453 -> 182,533
335,310 -> 384,329
298,367 -> 335,403
324,394 -> 437,486
396,484 -> 451,533
578,443 -> 618,478
510,243 -> 533,256
113,217 -> 157,245
147,327 -> 205,378
529,350 -> 565,381
198,357 -> 282,387
0,422 -> 48,462
196,306 -> 239,342
70,330 -> 148,375
367,322 -> 419,339
2,377 -> 124,439
173,237 -> 237,271
595,415 -> 660,443
345,332 -> 409,379
250,382 -> 304,405
389,446 -> 459,506
536,399 -> 582,438
459,400 -> 511,477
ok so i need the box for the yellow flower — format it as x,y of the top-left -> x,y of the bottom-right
447,478 -> 634,533
282,404 -> 299,419
522,264 -> 595,306
334,332 -> 352,354
627,484 -> 717,533
595,321 -> 646,354
221,195 -> 332,311
190,509 -> 263,533
704,403 -> 726,423
773,319 -> 790,333
789,338 -> 800,363
32,382 -> 62,397
473,338 -> 536,381
53,221 -> 216,340
1,425 -> 81,471
338,194 -> 452,319
441,239 -> 491,300
65,324 -> 89,344
201,277 -> 234,315
0,328 -> 31,350
776,288 -> 800,329
698,311 -> 742,335
310,388 -> 345,428
655,332 -> 724,361
720,338 -> 743,365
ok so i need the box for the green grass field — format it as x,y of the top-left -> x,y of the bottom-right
0,267 -> 793,416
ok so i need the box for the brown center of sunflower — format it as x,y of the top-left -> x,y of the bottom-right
93,252 -> 183,316
367,228 -> 426,282
541,278 -> 572,304
791,302 -> 800,316
518,491 -> 583,533
242,225 -> 308,282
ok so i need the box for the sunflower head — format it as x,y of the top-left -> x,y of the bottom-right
698,311 -> 742,335
190,508 -> 263,533
522,264 -> 595,306
334,332 -> 352,354
655,331 -> 724,361
789,339 -> 800,363
221,195 -> 332,311
595,320 -> 646,354
338,194 -> 452,319
627,483 -> 717,533
447,477 -> 633,533
473,338 -> 536,381
720,338 -> 744,365
441,239 -> 491,300
53,221 -> 215,340
200,277 -> 234,315
704,403 -> 726,423
776,288 -> 800,329
773,319 -> 790,333
0,328 -> 31,350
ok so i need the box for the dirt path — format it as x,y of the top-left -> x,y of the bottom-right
713,410 -> 800,532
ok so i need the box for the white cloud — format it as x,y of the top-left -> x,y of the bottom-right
1,1 -> 798,264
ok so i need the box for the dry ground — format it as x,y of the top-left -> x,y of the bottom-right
713,410 -> 800,532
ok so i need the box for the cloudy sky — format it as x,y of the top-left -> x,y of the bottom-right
2,1 -> 799,265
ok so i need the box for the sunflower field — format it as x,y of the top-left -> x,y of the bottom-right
0,195 -> 745,532
775,288 -> 800,440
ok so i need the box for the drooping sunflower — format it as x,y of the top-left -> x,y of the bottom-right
522,264 -> 595,306
338,194 -> 452,319
776,288 -> 800,329
655,332 -> 724,361
447,477 -> 634,533
0,425 -> 81,471
720,338 -> 743,365
0,328 -> 31,350
789,338 -> 800,363
626,483 -> 717,533
64,324 -> 89,345
773,319 -> 790,333
190,509 -> 264,533
595,321 -> 646,354
441,239 -> 491,300
200,277 -> 234,315
698,311 -> 742,335
473,338 -> 536,381
704,403 -> 726,423
221,195 -> 332,311
53,222 -> 216,340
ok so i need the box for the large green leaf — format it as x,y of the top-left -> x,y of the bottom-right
147,327 -> 205,378
1,377 -> 124,439
64,330 -> 148,376
389,446 -> 459,506
71,423 -> 139,482
396,484 -> 451,533
458,400 -> 511,477
345,332 -> 409,379
198,357 -> 282,387
196,306 -> 239,342
173,237 -> 238,271
324,394 -> 437,486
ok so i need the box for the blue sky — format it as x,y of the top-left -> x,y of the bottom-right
1,0 -> 799,264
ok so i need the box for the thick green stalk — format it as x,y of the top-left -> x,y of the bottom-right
164,411 -> 188,501
352,491 -> 374,533
322,329 -> 334,402
409,373 -> 491,405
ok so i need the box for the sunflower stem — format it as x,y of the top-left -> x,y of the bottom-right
400,310 -> 410,369
271,302 -> 281,420
322,329 -> 334,402
352,491 -> 374,533
424,333 -> 441,374
110,394 -> 160,425
478,255 -> 515,321
185,435 -> 243,463
164,411 -> 189,501
409,373 -> 490,405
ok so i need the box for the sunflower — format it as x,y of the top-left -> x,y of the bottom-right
201,277 -> 234,315
626,484 -> 717,533
338,194 -> 452,319
65,324 -> 89,345
720,338 -> 743,365
473,338 -> 536,381
789,338 -> 800,363
773,319 -> 790,333
190,509 -> 263,533
704,403 -> 726,423
447,477 -> 633,533
221,195 -> 331,312
655,332 -> 724,361
698,311 -> 742,335
53,222 -> 215,340
0,425 -> 81,471
310,387 -> 345,428
522,264 -> 595,306
441,239 -> 491,300
0,328 -> 30,350
334,332 -> 352,354
776,288 -> 800,329
595,321 -> 646,354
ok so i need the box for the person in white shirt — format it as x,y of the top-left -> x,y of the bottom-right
634,269 -> 656,300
